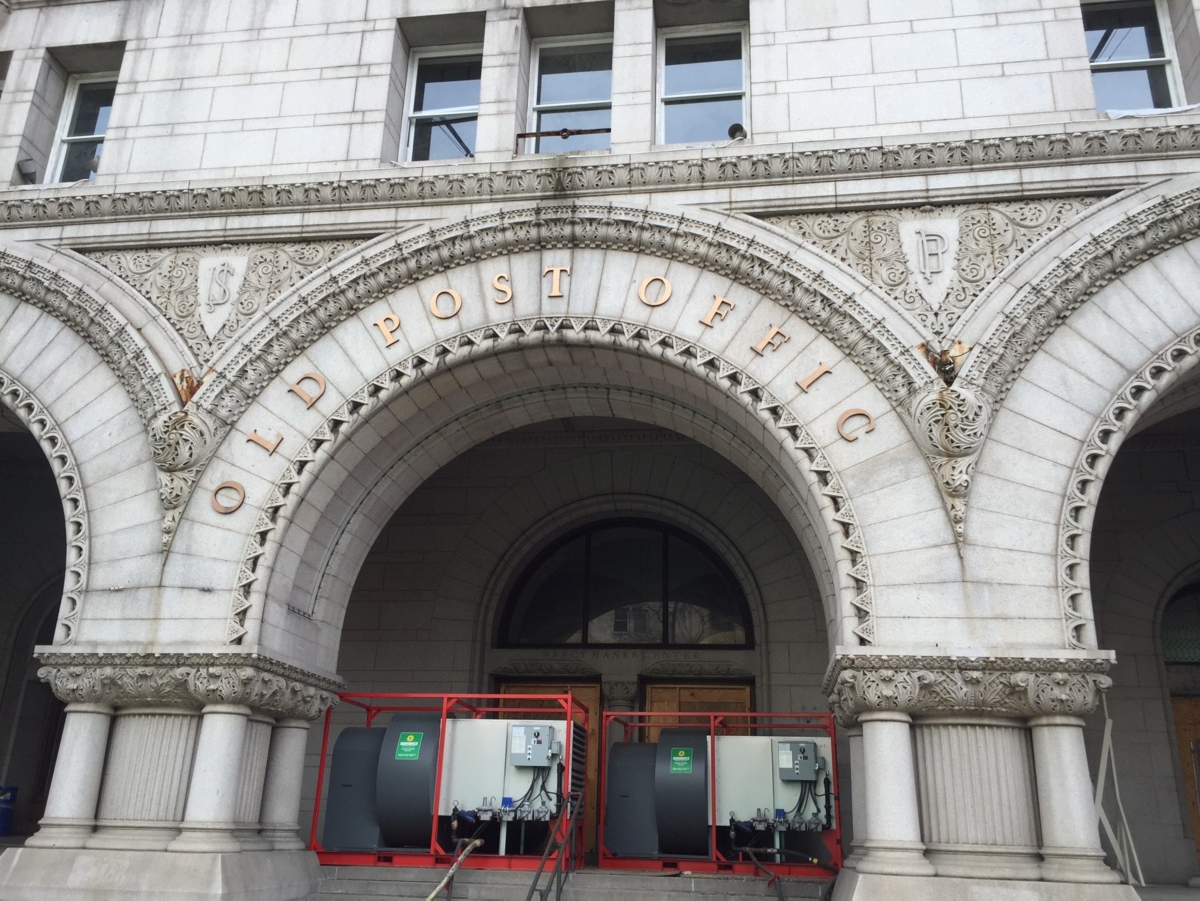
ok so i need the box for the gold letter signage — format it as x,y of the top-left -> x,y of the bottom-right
429,288 -> 462,320
837,409 -> 876,442
373,313 -> 401,347
211,481 -> 246,514
289,373 -> 326,409
638,275 -> 672,307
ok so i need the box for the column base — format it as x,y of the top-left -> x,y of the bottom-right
86,822 -> 180,851
167,823 -> 243,853
1040,846 -> 1123,884
831,870 -> 1140,901
23,818 -> 94,849
258,826 -> 305,851
925,842 -> 1042,880
855,840 -> 936,876
0,846 -> 320,900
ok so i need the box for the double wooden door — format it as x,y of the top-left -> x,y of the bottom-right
1172,696 -> 1200,863
644,682 -> 753,741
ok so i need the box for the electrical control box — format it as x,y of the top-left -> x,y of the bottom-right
777,740 -> 819,782
509,723 -> 556,767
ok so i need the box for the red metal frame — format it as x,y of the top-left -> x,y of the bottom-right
596,710 -> 841,879
310,692 -> 589,872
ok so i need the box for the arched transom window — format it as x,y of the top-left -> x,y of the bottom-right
499,518 -> 753,648
1164,584 -> 1200,664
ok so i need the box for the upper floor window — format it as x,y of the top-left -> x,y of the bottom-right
1083,0 -> 1177,112
406,51 -> 481,161
498,518 -> 753,648
50,75 -> 116,183
528,40 -> 612,153
658,28 -> 747,145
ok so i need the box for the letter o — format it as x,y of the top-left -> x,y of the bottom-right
430,288 -> 463,320
211,481 -> 246,514
638,276 -> 672,307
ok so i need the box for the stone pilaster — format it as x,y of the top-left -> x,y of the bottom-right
233,713 -> 275,851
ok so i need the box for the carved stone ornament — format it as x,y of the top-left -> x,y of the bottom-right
85,240 -> 363,365
824,654 -> 1113,723
149,408 -> 221,548
909,384 -> 991,544
0,368 -> 88,644
603,680 -> 638,708
0,124 -> 1190,230
230,317 -> 874,649
491,660 -> 600,678
767,198 -> 1099,338
36,652 -> 342,721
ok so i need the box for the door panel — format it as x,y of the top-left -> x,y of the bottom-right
644,683 -> 752,742
1172,696 -> 1200,863
499,681 -> 601,853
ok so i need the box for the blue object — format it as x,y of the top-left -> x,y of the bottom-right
775,808 -> 786,819
501,796 -> 513,808
0,786 -> 16,837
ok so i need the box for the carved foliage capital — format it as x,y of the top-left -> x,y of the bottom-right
36,652 -> 341,720
825,654 -> 1112,721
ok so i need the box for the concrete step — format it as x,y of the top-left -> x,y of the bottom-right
316,865 -> 831,900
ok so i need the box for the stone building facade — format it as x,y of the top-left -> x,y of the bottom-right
0,0 -> 1197,898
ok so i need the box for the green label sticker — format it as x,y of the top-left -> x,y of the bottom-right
669,747 -> 693,774
396,732 -> 423,760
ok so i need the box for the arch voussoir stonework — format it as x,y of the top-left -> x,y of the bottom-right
230,317 -> 877,651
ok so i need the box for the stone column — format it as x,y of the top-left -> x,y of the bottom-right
258,718 -> 311,851
841,724 -> 866,870
232,713 -> 275,851
913,716 -> 1041,879
168,704 -> 251,853
24,702 -> 113,848
855,711 -> 935,876
1031,715 -> 1121,884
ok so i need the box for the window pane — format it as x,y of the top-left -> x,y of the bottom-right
1163,588 -> 1200,663
536,107 -> 611,152
587,526 -> 662,643
1091,65 -> 1172,110
663,96 -> 743,144
69,82 -> 116,137
506,536 -> 587,645
664,34 -> 742,96
413,56 -> 482,113
667,535 -> 746,645
59,139 -> 103,182
1084,2 -> 1165,63
538,44 -> 612,105
410,115 -> 477,161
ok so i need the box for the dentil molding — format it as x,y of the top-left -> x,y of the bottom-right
36,652 -> 342,720
825,654 -> 1113,722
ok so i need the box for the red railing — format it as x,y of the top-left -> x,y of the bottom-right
310,692 -> 589,872
597,710 -> 841,879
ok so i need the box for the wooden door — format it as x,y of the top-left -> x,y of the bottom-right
644,683 -> 753,742
499,681 -> 602,854
1172,696 -> 1200,863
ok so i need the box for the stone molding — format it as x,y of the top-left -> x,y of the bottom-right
491,660 -> 600,677
641,661 -> 753,678
0,248 -> 174,432
230,318 -> 874,647
1058,325 -> 1200,649
36,653 -> 342,720
197,204 -> 931,430
825,655 -> 1112,722
0,368 -> 88,644
0,124 -> 1196,228
765,197 -> 1101,338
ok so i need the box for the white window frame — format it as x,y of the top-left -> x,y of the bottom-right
401,44 -> 484,163
46,72 -> 118,184
525,33 -> 615,155
655,23 -> 749,147
1083,0 -> 1185,110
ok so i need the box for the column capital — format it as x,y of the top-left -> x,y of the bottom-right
825,651 -> 1113,722
36,652 -> 342,721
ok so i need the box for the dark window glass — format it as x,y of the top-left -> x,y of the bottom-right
59,140 -> 104,182
537,44 -> 612,105
1163,586 -> 1200,664
663,34 -> 742,96
1091,66 -> 1172,110
1084,1 -> 1165,63
410,115 -> 478,161
413,56 -> 482,113
500,519 -> 751,647
68,82 -> 115,137
663,96 -> 743,144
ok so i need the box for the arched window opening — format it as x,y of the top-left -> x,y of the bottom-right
1163,584 -> 1200,664
499,518 -> 752,648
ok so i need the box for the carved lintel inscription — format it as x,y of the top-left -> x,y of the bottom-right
837,409 -> 875,442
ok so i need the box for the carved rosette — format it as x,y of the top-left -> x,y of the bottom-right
909,385 -> 990,544
149,409 -> 223,549
36,653 -> 341,721
825,654 -> 1112,723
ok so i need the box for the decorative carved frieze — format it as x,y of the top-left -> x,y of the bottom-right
85,240 -> 363,364
825,654 -> 1113,722
0,368 -> 88,644
766,198 -> 1099,337
149,409 -> 220,548
231,318 -> 874,647
909,384 -> 991,544
36,652 -> 342,720
491,660 -> 600,677
641,661 -> 753,678
0,125 -> 1190,228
